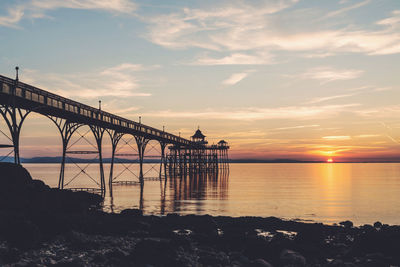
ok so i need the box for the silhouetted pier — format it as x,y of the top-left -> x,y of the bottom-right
0,68 -> 229,195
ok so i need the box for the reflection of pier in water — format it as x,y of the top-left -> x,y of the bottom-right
107,168 -> 229,215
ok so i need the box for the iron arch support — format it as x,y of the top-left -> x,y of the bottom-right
106,129 -> 125,191
47,116 -> 82,189
0,104 -> 31,164
90,125 -> 106,194
135,135 -> 149,184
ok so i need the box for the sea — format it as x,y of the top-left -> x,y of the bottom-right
24,163 -> 400,226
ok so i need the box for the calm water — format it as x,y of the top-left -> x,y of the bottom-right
24,163 -> 400,225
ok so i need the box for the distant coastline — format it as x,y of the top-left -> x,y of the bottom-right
1,156 -> 400,164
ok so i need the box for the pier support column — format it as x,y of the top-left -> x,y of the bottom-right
159,142 -> 167,179
107,130 -> 124,191
135,136 -> 149,185
90,125 -> 106,194
48,117 -> 81,189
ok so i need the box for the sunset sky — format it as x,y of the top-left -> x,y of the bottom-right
0,0 -> 400,161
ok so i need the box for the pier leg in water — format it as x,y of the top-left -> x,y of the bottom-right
90,125 -> 106,195
107,130 -> 124,192
47,117 -> 81,189
159,142 -> 167,180
135,136 -> 149,185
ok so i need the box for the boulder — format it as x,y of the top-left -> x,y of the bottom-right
120,209 -> 143,217
339,221 -> 353,228
280,249 -> 306,267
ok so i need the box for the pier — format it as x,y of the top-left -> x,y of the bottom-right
0,68 -> 229,195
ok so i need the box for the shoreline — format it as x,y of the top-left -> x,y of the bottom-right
1,163 -> 400,266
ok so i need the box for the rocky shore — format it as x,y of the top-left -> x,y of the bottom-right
0,163 -> 399,266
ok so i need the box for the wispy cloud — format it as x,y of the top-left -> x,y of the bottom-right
190,52 -> 274,65
22,63 -> 151,99
377,10 -> 400,29
307,93 -> 356,104
221,70 -> 255,86
141,0 -> 400,62
142,104 -> 359,121
322,135 -> 351,140
354,134 -> 380,138
322,0 -> 370,20
271,124 -> 320,131
298,67 -> 363,84
0,0 -> 137,27
0,6 -> 24,28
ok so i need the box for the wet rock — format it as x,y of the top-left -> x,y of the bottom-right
295,224 -> 325,244
1,216 -> 41,249
229,251 -> 250,265
131,238 -> 177,265
252,258 -> 274,267
339,221 -> 353,228
120,208 -> 143,217
280,249 -> 306,267
350,228 -> 400,259
198,250 -> 230,266
373,221 -> 382,229
243,236 -> 269,260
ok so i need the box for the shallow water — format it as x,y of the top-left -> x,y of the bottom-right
24,163 -> 400,225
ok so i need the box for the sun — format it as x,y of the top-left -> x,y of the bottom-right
327,158 -> 333,163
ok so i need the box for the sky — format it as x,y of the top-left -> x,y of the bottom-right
0,0 -> 400,161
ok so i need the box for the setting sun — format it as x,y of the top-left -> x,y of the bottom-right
327,158 -> 333,163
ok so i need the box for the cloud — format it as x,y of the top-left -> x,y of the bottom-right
142,103 -> 359,121
0,0 -> 136,27
142,1 -> 400,59
0,6 -> 24,28
377,10 -> 400,29
190,52 -> 274,65
298,67 -> 363,84
356,105 -> 400,118
221,72 -> 249,86
22,63 -> 151,99
307,93 -> 356,104
354,134 -> 380,138
322,136 -> 351,140
322,0 -> 370,20
143,0 -> 300,51
271,124 -> 320,131
30,0 -> 137,13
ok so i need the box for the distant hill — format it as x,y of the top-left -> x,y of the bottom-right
2,156 -> 321,164
1,156 -> 399,164
229,159 -> 324,163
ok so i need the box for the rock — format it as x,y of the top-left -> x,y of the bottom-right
229,252 -> 250,265
339,221 -> 353,228
1,216 -> 41,249
0,163 -> 102,213
349,228 -> 400,259
131,238 -> 177,265
373,221 -> 382,229
120,208 -> 143,217
252,258 -> 274,267
296,224 -> 324,244
243,236 -> 269,260
280,249 -> 306,267
198,250 -> 230,266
